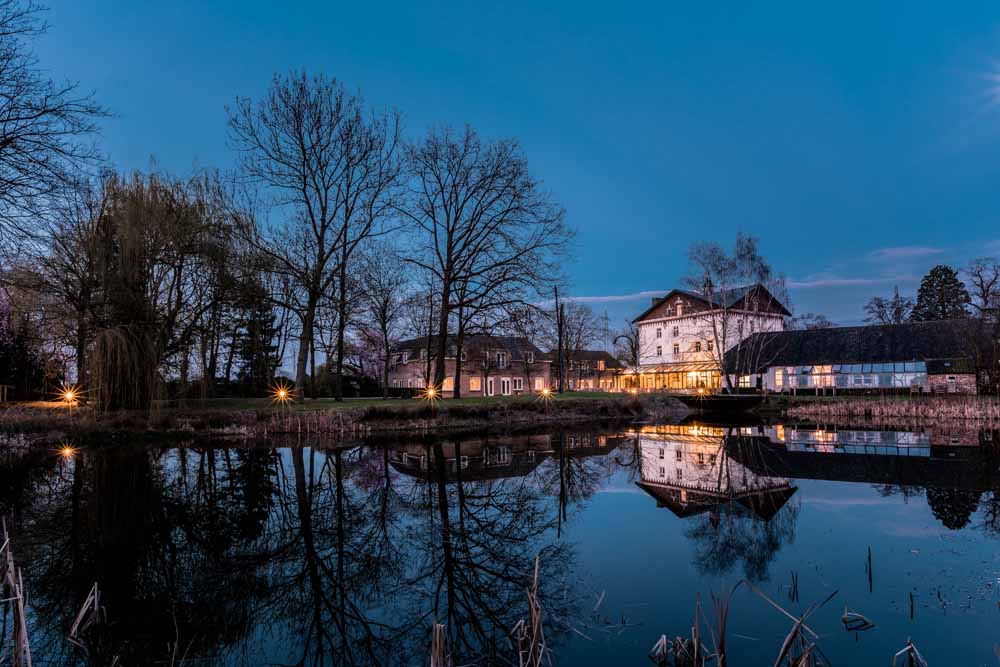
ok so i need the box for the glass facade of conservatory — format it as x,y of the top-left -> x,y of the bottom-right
773,362 -> 927,391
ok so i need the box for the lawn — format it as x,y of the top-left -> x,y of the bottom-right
143,391 -> 618,414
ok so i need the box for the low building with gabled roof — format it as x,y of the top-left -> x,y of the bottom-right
388,334 -> 551,397
723,319 -> 985,394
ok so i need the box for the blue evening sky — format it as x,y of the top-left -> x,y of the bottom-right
36,1 -> 1000,327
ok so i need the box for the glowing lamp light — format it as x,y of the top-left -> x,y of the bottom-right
60,445 -> 76,459
425,386 -> 437,399
270,382 -> 294,406
539,387 -> 552,398
57,383 -> 81,406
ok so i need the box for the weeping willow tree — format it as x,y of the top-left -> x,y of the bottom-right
88,172 -> 219,412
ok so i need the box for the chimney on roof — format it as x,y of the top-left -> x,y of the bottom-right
651,296 -> 664,307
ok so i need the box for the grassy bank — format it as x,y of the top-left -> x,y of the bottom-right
0,392 -> 685,445
785,395 -> 1000,424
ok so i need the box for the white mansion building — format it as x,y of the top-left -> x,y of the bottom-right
628,283 -> 789,392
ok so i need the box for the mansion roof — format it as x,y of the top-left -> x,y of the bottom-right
632,283 -> 791,323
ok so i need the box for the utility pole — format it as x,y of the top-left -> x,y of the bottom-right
554,286 -> 565,394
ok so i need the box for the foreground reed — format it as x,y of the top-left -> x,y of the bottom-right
0,519 -> 32,667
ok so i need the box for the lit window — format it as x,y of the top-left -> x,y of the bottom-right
469,377 -> 482,391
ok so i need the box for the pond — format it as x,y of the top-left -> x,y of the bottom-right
2,418 -> 999,665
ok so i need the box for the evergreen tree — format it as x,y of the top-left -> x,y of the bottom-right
0,295 -> 52,399
233,278 -> 279,394
910,265 -> 970,321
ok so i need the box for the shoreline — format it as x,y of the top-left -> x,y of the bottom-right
0,393 -> 688,448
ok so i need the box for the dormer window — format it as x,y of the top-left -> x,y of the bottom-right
420,349 -> 427,361
525,351 -> 534,363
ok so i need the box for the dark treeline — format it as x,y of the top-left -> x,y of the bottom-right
0,2 -> 573,408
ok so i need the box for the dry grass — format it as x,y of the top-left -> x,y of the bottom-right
788,396 -> 1000,424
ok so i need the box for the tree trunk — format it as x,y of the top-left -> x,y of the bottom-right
75,317 -> 88,387
453,306 -> 465,399
309,334 -> 316,399
433,279 -> 451,391
382,329 -> 390,400
334,262 -> 348,402
294,305 -> 315,400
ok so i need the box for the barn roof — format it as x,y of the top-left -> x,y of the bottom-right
724,319 -> 981,374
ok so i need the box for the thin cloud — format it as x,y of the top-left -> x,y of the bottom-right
866,245 -> 943,262
537,289 -> 668,307
788,275 -> 918,290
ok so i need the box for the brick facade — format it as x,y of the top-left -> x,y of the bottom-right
927,373 -> 977,395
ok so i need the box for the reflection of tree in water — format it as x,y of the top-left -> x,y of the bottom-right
3,434 -> 590,665
925,487 -> 982,530
537,432 -> 619,536
685,499 -> 800,582
398,439 -> 578,663
872,483 -> 925,502
17,446 -> 286,665
683,434 -> 800,583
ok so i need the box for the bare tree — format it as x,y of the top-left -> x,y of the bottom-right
683,233 -> 789,392
864,286 -> 914,325
228,71 -> 401,400
787,312 -> 834,330
357,240 -> 408,398
0,0 -> 106,250
558,302 -> 601,390
3,174 -> 107,383
401,125 -> 570,394
613,319 -> 654,391
965,257 -> 1000,317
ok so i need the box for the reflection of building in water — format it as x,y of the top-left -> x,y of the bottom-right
389,432 -> 615,482
727,424 -> 999,493
633,424 -> 796,519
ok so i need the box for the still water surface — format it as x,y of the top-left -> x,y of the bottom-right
3,419 -> 1000,665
